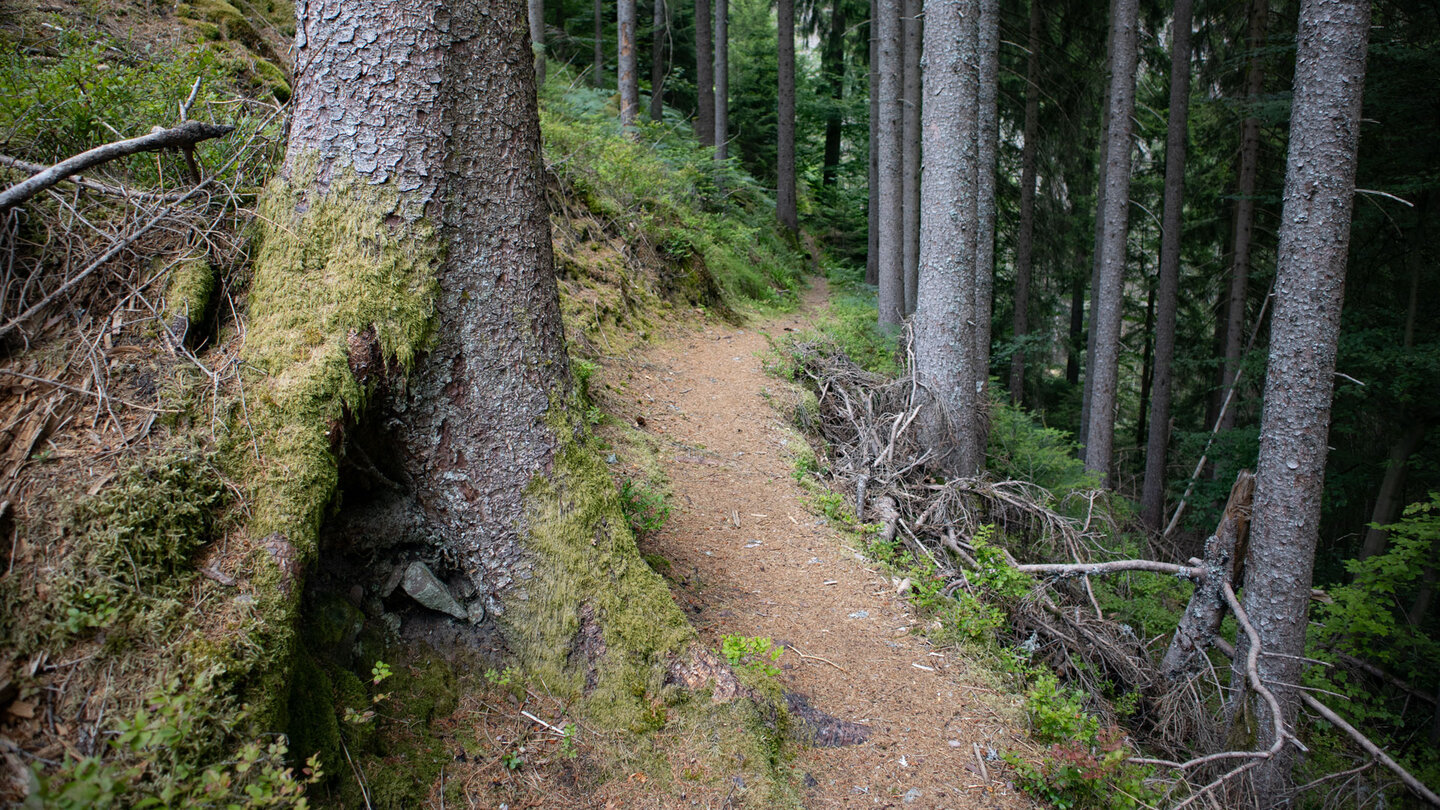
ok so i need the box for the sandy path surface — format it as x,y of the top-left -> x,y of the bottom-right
605,281 -> 1033,809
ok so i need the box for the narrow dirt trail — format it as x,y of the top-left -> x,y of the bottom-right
606,281 -> 1034,809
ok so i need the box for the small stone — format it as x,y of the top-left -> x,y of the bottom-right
903,787 -> 922,803
467,601 -> 487,624
848,610 -> 869,619
606,453 -> 618,464
402,561 -> 468,619
948,739 -> 962,748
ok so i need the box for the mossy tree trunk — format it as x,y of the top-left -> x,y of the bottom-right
246,0 -> 695,725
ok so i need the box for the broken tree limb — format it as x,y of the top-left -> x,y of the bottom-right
1161,470 -> 1255,680
1013,558 -> 1203,580
0,121 -> 234,211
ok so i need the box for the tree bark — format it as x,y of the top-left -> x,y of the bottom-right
866,0 -> 879,285
821,0 -> 846,188
695,0 -> 715,144
529,0 -> 546,86
913,0 -> 980,475
1082,0 -> 1140,484
900,0 -> 921,316
619,0 -> 640,131
1220,0 -> 1269,432
777,0 -> 798,231
650,0 -> 667,121
1066,274 -> 1083,385
972,0 -> 999,433
256,0 -> 705,742
1141,0 -> 1193,530
1008,0 -> 1042,406
1136,273 -> 1154,447
1079,0 -> 1116,455
594,0 -> 607,87
1234,0 -> 1370,797
714,0 -> 729,161
875,0 -> 904,327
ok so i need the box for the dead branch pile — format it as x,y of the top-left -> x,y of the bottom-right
787,341 -> 1440,807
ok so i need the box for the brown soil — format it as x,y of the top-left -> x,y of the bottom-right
598,280 -> 1036,809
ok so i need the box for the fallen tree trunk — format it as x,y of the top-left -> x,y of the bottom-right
0,121 -> 233,210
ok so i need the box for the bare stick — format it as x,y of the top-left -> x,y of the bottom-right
0,121 -> 234,210
1298,692 -> 1440,806
1015,559 -> 1203,580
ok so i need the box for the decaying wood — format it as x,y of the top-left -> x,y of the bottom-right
1161,470 -> 1254,679
0,121 -> 234,211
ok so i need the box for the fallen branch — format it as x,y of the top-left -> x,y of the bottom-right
0,154 -> 182,202
1299,693 -> 1440,805
0,121 -> 234,210
1014,559 -> 1202,580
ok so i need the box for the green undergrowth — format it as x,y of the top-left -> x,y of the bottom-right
0,14 -> 289,185
539,69 -> 807,314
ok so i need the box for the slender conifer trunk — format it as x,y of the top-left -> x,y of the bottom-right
777,0 -> 797,230
714,0 -> 729,161
695,0 -> 715,144
1009,0 -> 1042,405
1141,0 -> 1193,529
619,0 -> 640,130
875,0 -> 904,326
900,0 -> 921,315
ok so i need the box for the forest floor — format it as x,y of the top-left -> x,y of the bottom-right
592,279 -> 1037,809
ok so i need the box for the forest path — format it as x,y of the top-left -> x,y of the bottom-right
606,280 -> 1032,809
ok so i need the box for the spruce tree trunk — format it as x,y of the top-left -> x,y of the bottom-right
1083,0 -> 1140,484
650,0 -> 667,121
821,0 -> 846,188
1066,274 -> 1083,385
875,0 -> 904,327
1141,0 -> 1193,530
594,0 -> 606,87
900,0 -> 921,316
530,0 -> 546,85
1079,0 -> 1115,455
695,0 -> 715,144
866,0 -> 880,285
913,0 -> 980,475
972,0 -> 999,430
777,0 -> 798,231
714,0 -> 729,161
619,0 -> 640,130
1008,0 -> 1042,406
258,0 -> 697,708
1235,0 -> 1369,798
1220,0 -> 1269,432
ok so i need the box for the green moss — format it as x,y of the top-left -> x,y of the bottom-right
286,651 -> 343,778
249,56 -> 290,101
512,435 -> 694,718
164,255 -> 215,333
211,160 -> 437,730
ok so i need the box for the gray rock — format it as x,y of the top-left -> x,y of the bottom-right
902,787 -> 922,803
402,561 -> 468,619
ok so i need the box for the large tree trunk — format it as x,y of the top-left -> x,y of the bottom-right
254,0 -> 700,731
714,0 -> 729,161
529,0 -> 546,85
594,0 -> 607,87
1082,0 -> 1140,484
777,0 -> 797,231
913,0 -> 980,475
821,0 -> 846,188
1234,0 -> 1369,798
1140,0 -> 1193,530
1220,0 -> 1269,432
972,0 -> 998,435
650,0 -> 667,121
619,0 -> 640,130
1008,0 -> 1042,406
900,0 -> 921,316
866,0 -> 879,285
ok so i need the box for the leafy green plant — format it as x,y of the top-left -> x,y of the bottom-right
618,478 -> 670,537
26,679 -> 321,808
721,634 -> 783,680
